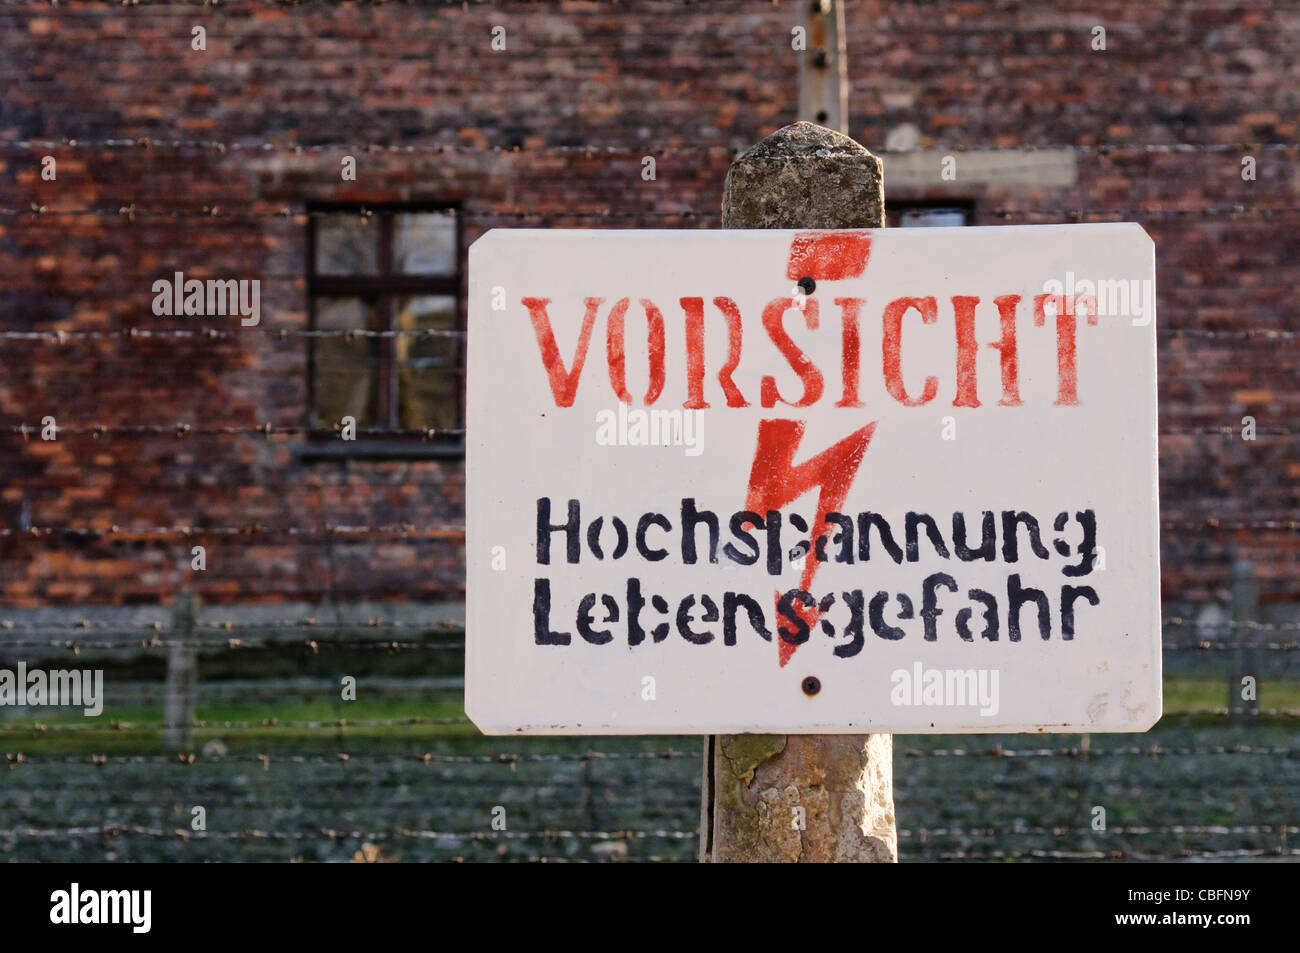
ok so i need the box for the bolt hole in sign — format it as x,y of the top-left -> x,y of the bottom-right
467,224 -> 1160,734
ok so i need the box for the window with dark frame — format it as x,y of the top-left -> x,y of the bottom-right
886,200 -> 975,228
307,205 -> 463,444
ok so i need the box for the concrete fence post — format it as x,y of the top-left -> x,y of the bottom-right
1228,560 -> 1259,718
164,591 -> 198,753
699,120 -> 897,863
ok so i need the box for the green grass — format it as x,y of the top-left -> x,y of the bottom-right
0,675 -> 1294,756
1162,677 -> 1300,713
0,695 -> 475,753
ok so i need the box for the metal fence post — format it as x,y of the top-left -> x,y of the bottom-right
1228,560 -> 1260,718
164,591 -> 198,753
798,0 -> 848,134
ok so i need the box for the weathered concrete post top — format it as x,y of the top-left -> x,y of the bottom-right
703,121 -> 896,863
721,120 -> 883,230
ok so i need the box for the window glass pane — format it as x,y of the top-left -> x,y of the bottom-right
394,211 -> 457,276
316,214 -> 380,275
897,208 -> 967,227
395,295 -> 459,429
313,297 -> 378,427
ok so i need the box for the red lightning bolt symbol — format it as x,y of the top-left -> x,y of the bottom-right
745,231 -> 876,667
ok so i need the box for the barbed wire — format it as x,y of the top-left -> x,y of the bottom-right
1162,426 -> 1296,436
0,326 -> 1296,343
7,204 -> 1300,221
0,630 -> 1295,651
0,773 -> 1279,816
175,684 -> 467,700
0,615 -> 1294,653
0,637 -> 467,650
0,523 -> 465,539
0,822 -> 1293,843
1165,640 -> 1300,652
1,716 -> 474,730
923,847 -> 1300,860
899,786 -> 1292,807
0,825 -> 1292,854
2,750 -> 699,765
1164,618 -> 1300,631
0,615 -> 1293,633
1158,329 -> 1300,341
2,138 -> 1296,156
2,517 -> 1295,539
1161,518 -> 1299,530
0,424 -> 463,440
1162,709 -> 1300,723
0,785 -> 701,806
8,206 -> 696,221
0,0 -> 1280,12
989,206 -> 1300,221
0,824 -> 697,842
16,0 -> 684,8
512,856 -> 688,863
1162,428 -> 1296,436
896,744 -> 1300,758
4,708 -> 1297,732
0,778 -> 1264,814
0,781 -> 1262,809
0,617 -> 464,631
4,745 -> 1298,766
2,424 -> 1296,442
902,824 -> 1300,837
1,25 -> 1266,47
0,0 -> 1275,11
0,327 -> 466,341
3,636 -> 1298,652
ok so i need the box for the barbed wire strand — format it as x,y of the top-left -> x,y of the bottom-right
5,708 -> 1299,733
2,637 -> 1298,652
6,204 -> 1300,221
0,824 -> 1293,843
0,328 -> 466,341
2,750 -> 700,765
0,824 -> 696,842
924,847 -> 1300,860
0,424 -> 464,439
5,745 -> 1299,767
2,424 -> 1296,441
0,326 -> 1296,343
897,744 -> 1300,758
2,138 -> 1296,156
0,523 -> 466,538
0,615 -> 1295,633
901,824 -> 1300,837
0,638 -> 467,649
2,517 -> 1295,538
3,717 -> 474,730
0,827 -> 1293,860
0,617 -> 465,631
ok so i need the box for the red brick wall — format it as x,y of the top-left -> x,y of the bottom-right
0,1 -> 1295,607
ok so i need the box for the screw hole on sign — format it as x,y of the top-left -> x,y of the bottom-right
801,676 -> 821,697
797,276 -> 816,295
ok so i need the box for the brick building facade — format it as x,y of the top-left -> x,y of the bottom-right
1,0 -> 1295,610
